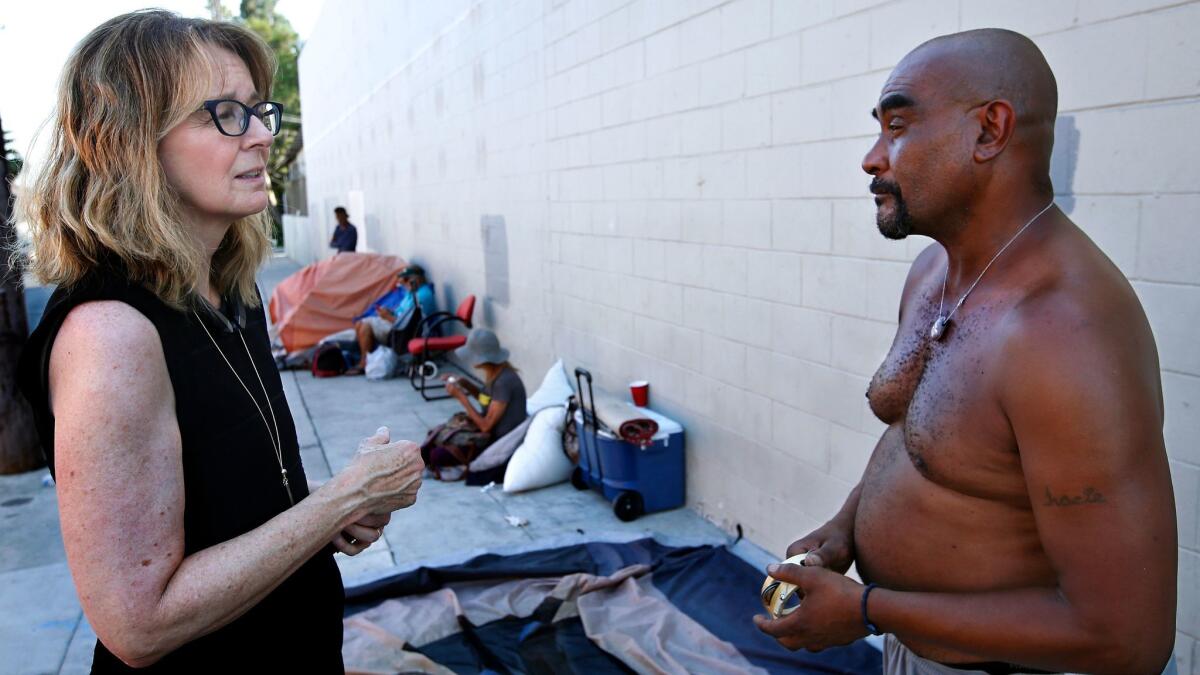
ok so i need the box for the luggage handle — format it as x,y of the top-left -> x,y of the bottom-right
574,367 -> 604,480
574,367 -> 598,433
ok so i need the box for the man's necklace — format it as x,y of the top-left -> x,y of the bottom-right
194,308 -> 295,505
929,201 -> 1056,342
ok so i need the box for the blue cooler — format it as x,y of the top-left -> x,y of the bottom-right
572,402 -> 686,521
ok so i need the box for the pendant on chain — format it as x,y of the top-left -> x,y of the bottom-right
930,315 -> 950,341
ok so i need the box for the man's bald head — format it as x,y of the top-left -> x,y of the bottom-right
864,29 -> 1060,239
903,29 -> 1058,163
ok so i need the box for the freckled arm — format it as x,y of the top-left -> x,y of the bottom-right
51,303 -> 364,668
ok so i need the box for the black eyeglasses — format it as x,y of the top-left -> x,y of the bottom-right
202,99 -> 284,137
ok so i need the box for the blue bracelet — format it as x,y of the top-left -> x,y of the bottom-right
861,583 -> 882,635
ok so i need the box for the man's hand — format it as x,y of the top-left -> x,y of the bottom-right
377,306 -> 395,322
785,517 -> 855,574
753,564 -> 868,652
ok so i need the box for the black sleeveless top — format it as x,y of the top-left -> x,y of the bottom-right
16,269 -> 345,672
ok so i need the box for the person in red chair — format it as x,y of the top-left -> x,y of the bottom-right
347,265 -> 435,375
420,329 -> 527,481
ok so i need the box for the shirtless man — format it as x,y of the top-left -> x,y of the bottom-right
755,30 -> 1177,674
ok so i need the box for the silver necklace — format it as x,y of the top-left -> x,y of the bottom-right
193,308 -> 295,505
930,201 -> 1055,341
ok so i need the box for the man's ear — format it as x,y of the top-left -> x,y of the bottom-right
973,99 -> 1016,163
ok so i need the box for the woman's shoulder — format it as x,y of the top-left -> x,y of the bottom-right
499,367 -> 526,393
18,274 -> 164,418
55,300 -> 163,366
31,268 -> 164,368
48,300 -> 169,417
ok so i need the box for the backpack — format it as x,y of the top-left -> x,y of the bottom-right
420,412 -> 494,480
311,343 -> 348,378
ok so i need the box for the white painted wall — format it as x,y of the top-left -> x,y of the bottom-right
281,214 -> 313,259
295,1 -> 1200,668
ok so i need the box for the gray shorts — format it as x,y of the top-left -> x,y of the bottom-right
883,635 -> 1061,675
361,316 -> 391,342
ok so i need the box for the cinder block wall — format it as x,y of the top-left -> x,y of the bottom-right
296,1 -> 1200,668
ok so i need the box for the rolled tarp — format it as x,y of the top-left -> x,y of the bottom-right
589,391 -> 659,447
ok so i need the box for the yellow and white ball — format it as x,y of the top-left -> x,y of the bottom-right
760,553 -> 809,618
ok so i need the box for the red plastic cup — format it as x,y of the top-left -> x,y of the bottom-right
629,380 -> 649,407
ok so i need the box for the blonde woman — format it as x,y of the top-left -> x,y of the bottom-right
15,11 -> 423,671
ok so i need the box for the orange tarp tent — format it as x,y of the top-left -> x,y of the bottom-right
269,252 -> 407,353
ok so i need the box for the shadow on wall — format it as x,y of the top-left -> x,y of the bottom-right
321,197 -> 338,257
481,214 -> 510,327
1050,114 -> 1079,215
364,213 -> 382,254
440,279 -> 461,334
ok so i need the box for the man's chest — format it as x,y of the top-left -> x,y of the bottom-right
867,307 -> 1024,497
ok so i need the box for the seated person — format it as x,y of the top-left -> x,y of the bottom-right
347,265 -> 436,375
421,329 -> 527,481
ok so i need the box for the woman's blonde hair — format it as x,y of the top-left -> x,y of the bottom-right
18,9 -> 276,309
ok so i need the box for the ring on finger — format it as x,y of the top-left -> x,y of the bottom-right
347,536 -> 358,545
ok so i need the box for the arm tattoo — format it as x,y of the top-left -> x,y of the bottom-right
1043,486 -> 1107,507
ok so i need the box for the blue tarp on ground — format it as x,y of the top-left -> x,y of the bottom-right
344,538 -> 882,674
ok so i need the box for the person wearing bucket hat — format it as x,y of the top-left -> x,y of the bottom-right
423,329 -> 527,479
454,327 -> 509,367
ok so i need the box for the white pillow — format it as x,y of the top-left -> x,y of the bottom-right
504,406 -> 572,493
524,358 -> 574,415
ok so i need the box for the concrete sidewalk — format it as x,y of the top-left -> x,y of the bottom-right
0,255 -> 748,674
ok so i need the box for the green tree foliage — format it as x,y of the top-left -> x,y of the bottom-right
237,0 -> 301,241
3,130 -> 22,179
240,0 -> 299,115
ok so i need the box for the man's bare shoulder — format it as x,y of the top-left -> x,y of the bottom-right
1010,225 -> 1150,347
998,225 -> 1162,409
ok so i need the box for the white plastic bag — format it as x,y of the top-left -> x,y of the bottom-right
365,346 -> 399,380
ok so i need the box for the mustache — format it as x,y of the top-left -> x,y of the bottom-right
869,177 -> 902,196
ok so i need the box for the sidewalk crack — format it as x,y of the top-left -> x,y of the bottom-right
56,611 -> 84,674
289,371 -> 332,478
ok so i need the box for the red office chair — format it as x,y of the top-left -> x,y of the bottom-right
408,295 -> 476,401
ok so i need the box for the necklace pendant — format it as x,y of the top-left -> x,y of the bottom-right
281,468 -> 295,505
930,315 -> 950,341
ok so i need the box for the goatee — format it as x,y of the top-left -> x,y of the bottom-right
871,177 -> 913,240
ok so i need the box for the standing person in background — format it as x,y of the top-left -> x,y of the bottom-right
15,11 -> 424,671
329,206 -> 357,252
